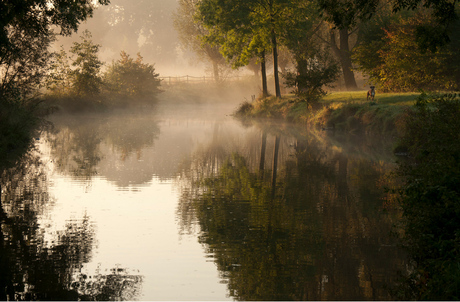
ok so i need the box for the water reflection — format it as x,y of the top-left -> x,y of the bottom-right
70,267 -> 143,300
177,124 -> 407,300
46,112 -> 161,186
1,151 -> 97,300
1,126 -> 146,300
1,105 -> 407,300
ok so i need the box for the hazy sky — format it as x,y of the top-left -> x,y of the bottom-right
53,0 -> 207,76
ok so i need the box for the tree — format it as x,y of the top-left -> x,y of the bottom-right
353,12 -> 460,91
0,0 -> 110,54
392,0 -> 459,51
317,0 -> 379,90
69,30 -> 103,98
104,51 -> 162,101
198,0 -> 271,96
281,0 -> 339,104
0,23 -> 52,103
174,0 -> 226,81
198,0 -> 302,98
0,1 -> 109,159
45,46 -> 73,97
0,0 -> 110,102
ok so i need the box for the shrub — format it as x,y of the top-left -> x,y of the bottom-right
395,93 -> 460,300
284,53 -> 339,109
235,101 -> 253,116
104,51 -> 162,104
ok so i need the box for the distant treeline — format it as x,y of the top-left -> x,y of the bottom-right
45,30 -> 162,112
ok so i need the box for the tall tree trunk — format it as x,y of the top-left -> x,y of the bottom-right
271,28 -> 281,98
330,29 -> 358,90
261,51 -> 268,97
296,58 -> 309,92
212,61 -> 219,82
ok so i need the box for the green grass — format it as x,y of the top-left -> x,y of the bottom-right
235,91 -> 423,136
323,91 -> 420,106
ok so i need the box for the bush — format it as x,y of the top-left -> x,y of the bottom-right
395,93 -> 460,300
235,101 -> 253,116
104,51 -> 162,105
284,55 -> 339,109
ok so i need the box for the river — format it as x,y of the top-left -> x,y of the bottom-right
0,101 -> 407,300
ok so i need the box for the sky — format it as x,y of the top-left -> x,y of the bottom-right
53,0 -> 207,77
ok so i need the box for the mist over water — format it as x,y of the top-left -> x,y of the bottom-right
0,93 -> 408,300
1,1 -> 409,299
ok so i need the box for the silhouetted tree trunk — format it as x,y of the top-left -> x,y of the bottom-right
331,29 -> 357,90
261,51 -> 268,97
271,29 -> 282,97
296,58 -> 309,92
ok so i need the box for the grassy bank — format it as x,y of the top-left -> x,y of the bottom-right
235,91 -> 420,136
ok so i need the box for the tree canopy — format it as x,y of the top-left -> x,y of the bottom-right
0,0 -> 110,103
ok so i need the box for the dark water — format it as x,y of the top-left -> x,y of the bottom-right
0,103 -> 407,300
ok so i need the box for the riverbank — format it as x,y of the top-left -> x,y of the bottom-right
235,91 -> 420,137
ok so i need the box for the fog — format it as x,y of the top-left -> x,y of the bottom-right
52,0 -> 206,77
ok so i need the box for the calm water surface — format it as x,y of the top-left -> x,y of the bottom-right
0,102 -> 407,300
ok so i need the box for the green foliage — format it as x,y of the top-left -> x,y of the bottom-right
0,0 -> 109,56
69,30 -> 104,98
197,0 -> 269,67
198,0 -> 307,97
354,12 -> 460,92
0,23 -> 53,104
174,0 -> 226,81
395,93 -> 460,300
0,0 -> 110,103
284,52 -> 339,107
281,0 -> 340,105
235,101 -> 254,116
45,33 -> 162,110
45,47 -> 73,97
392,0 -> 459,50
317,0 -> 379,29
104,51 -> 161,102
0,0 -> 109,165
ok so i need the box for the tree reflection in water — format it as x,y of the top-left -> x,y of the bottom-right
177,125 -> 407,300
45,112 -> 160,184
70,267 -> 143,301
0,150 -> 142,300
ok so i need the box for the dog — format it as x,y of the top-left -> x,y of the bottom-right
367,86 -> 375,101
